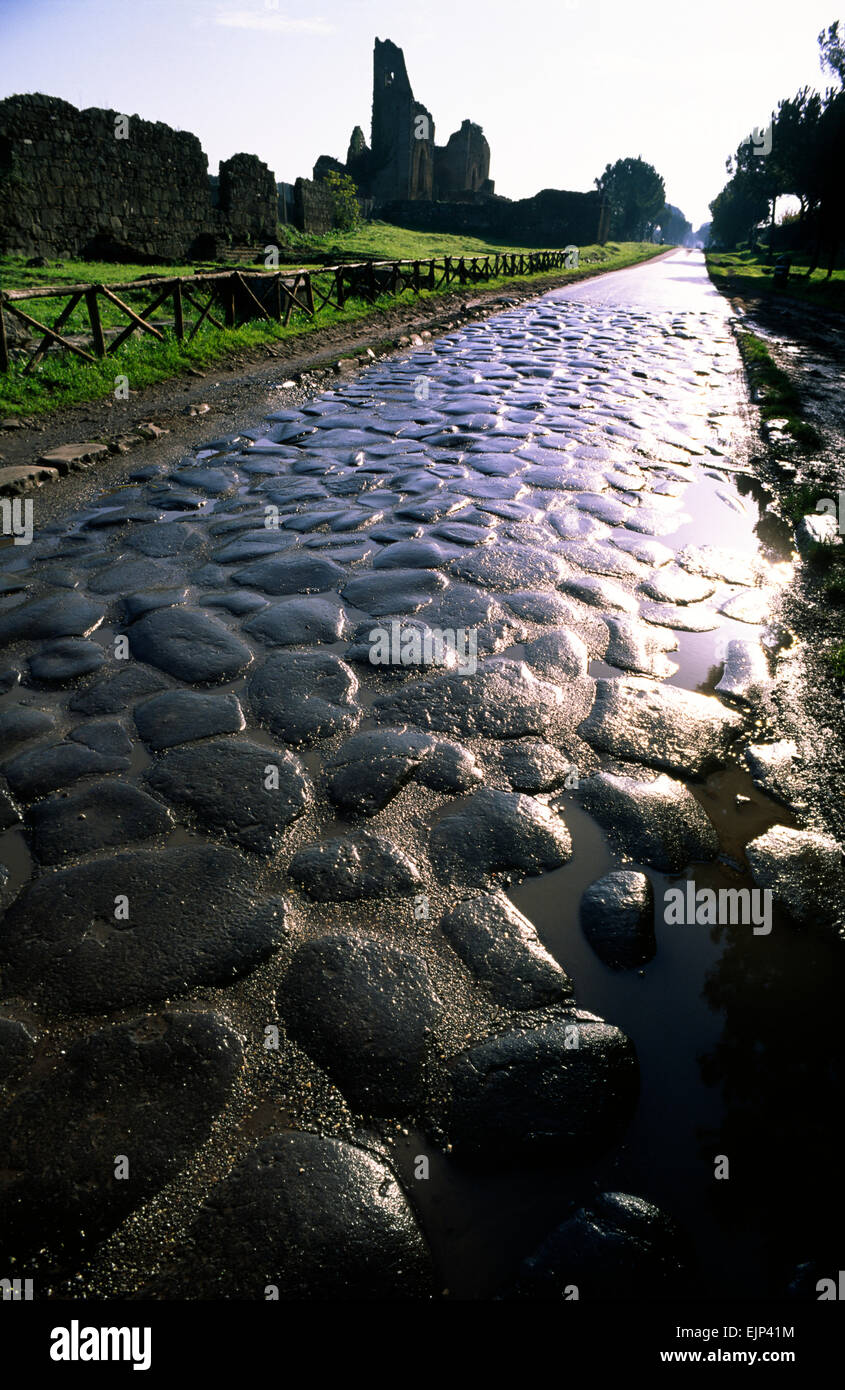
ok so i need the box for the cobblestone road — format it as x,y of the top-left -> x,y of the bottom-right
0,250 -> 801,1298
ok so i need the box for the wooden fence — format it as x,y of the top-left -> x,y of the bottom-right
0,250 -> 577,374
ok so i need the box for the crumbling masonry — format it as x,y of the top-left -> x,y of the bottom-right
313,37 -> 494,204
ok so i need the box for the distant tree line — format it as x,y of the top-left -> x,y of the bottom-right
709,20 -> 845,274
594,157 -> 693,245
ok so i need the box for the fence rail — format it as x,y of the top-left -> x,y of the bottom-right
0,250 -> 578,374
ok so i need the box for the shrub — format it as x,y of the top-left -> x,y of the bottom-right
323,171 -> 360,232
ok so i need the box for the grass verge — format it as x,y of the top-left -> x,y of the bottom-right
274,220 -> 569,261
826,642 -> 845,678
706,248 -> 845,313
734,330 -> 822,449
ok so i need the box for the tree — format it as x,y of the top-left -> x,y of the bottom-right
770,88 -> 823,217
819,19 -> 845,83
657,204 -> 693,245
594,157 -> 666,240
727,121 -> 780,231
706,18 -> 845,269
802,24 -> 845,275
806,85 -> 845,275
709,174 -> 769,249
323,170 -> 360,231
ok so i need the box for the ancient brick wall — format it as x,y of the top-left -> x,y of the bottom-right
0,93 -> 279,261
434,121 -> 491,199
0,85 -> 605,262
504,189 -> 607,245
293,178 -> 335,236
379,189 -> 605,247
218,153 -> 278,244
312,154 -> 347,183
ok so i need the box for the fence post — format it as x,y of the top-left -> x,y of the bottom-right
305,272 -> 315,317
282,277 -> 295,327
0,300 -> 8,372
225,273 -> 237,327
428,258 -> 435,289
172,280 -> 184,339
413,260 -> 420,294
85,287 -> 106,356
335,267 -> 345,308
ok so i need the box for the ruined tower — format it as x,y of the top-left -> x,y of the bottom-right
369,38 -> 435,202
310,37 -> 494,206
434,120 -> 491,199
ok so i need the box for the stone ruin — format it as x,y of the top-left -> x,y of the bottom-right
0,92 -> 278,262
0,37 -> 605,259
313,37 -> 494,204
309,37 -> 605,245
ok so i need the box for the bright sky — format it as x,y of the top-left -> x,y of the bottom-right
0,0 -> 840,229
